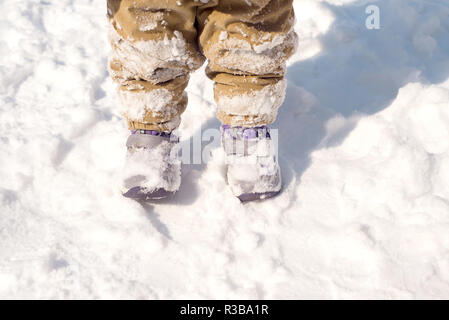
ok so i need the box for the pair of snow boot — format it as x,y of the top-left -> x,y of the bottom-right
122,125 -> 281,202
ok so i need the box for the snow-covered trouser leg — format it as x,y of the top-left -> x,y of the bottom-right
108,0 -> 296,130
198,0 -> 298,127
107,0 -> 205,132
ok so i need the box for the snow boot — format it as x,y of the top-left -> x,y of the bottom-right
221,125 -> 282,202
122,130 -> 181,201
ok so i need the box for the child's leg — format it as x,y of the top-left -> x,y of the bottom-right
197,0 -> 297,201
197,0 -> 297,127
107,0 -> 205,132
109,0 -> 207,200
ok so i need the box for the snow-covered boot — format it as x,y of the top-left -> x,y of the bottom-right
122,130 -> 181,201
221,125 -> 282,202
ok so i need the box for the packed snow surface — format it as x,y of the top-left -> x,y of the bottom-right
1,0 -> 449,299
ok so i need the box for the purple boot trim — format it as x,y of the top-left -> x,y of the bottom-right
131,129 -> 172,138
221,125 -> 271,140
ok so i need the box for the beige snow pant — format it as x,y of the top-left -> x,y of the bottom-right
108,0 -> 297,131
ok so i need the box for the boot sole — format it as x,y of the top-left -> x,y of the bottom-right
238,190 -> 281,202
123,187 -> 175,202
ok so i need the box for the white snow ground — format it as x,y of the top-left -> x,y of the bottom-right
1,0 -> 449,299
